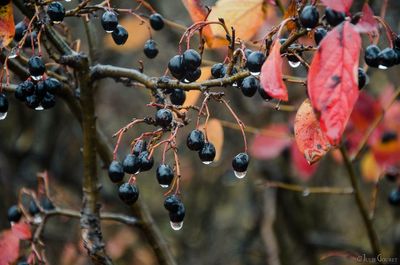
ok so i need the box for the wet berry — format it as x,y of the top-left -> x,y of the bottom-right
149,13 -> 164,31
133,140 -> 147,155
108,160 -> 125,183
47,2 -> 65,23
0,93 -> 9,113
28,200 -> 40,216
164,195 -> 181,212
325,8 -> 345,27
155,108 -> 173,127
198,142 -> 216,163
187,130 -> 205,151
232,153 -> 249,172
44,77 -> 62,93
381,131 -> 397,143
138,151 -> 154,171
246,51 -> 265,73
156,164 -> 174,187
101,11 -> 118,32
169,203 -> 185,223
28,56 -> 46,77
14,21 -> 27,42
170,89 -> 186,105
258,86 -> 272,101
143,39 -> 159,59
314,27 -> 327,45
41,197 -> 55,210
184,68 -> 201,82
299,5 -> 319,29
41,92 -> 56,109
182,49 -> 201,71
7,205 -> 22,223
378,48 -> 398,68
25,94 -> 40,109
112,25 -> 128,45
36,81 -> 47,97
358,68 -> 367,89
118,182 -> 139,205
122,154 -> 140,174
211,63 -> 226,78
168,55 -> 185,79
388,189 -> 400,206
364,45 -> 380,68
241,76 -> 259,97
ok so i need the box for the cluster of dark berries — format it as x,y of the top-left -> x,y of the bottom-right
14,56 -> 61,110
47,1 -> 66,24
364,43 -> 400,70
164,195 -> 185,230
14,21 -> 38,48
7,197 -> 55,223
101,11 -> 129,45
300,5 -> 346,30
186,129 -> 216,164
168,49 -> 202,82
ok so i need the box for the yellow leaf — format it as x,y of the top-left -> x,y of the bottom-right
0,3 -> 14,48
200,118 -> 224,162
361,151 -> 382,182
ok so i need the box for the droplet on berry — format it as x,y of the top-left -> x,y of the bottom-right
378,48 -> 397,69
288,60 -> 301,68
144,39 -> 159,59
149,13 -> 164,31
198,142 -> 216,164
232,153 -> 249,179
112,25 -> 129,45
28,56 -> 46,79
118,182 -> 139,205
155,108 -> 173,127
156,164 -> 174,188
364,45 -> 380,68
0,93 -> 8,120
187,129 -> 205,151
169,203 -> 185,231
47,2 -> 66,24
101,11 -> 118,33
7,205 -> 22,223
108,160 -> 125,183
170,221 -> 184,230
35,105 -> 44,111
122,154 -> 140,174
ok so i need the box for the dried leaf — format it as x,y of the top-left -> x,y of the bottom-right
321,0 -> 353,13
0,3 -> 15,48
200,118 -> 224,162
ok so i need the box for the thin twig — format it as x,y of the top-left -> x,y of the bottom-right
262,180 -> 354,195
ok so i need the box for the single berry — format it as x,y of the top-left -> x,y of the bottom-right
187,129 -> 205,151
149,13 -> 164,31
299,5 -> 319,29
314,27 -> 327,45
28,200 -> 40,216
118,182 -> 139,205
25,94 -> 40,109
112,25 -> 128,45
378,48 -> 398,68
122,154 -> 140,174
108,160 -> 125,183
385,167 -> 399,182
47,2 -> 65,23
245,48 -> 253,58
14,21 -> 27,42
246,51 -> 266,73
381,131 -> 397,143
182,49 -> 201,71
41,92 -> 56,109
164,195 -> 181,212
155,108 -> 173,127
325,8 -> 345,27
0,0 -> 10,6
35,81 -> 47,97
258,86 -> 272,101
168,55 -> 185,79
41,197 -> 55,210
388,189 -> 400,206
364,45 -> 381,68
170,89 -> 186,105
358,68 -> 367,89
28,56 -> 46,77
198,142 -> 216,164
0,93 -> 9,114
241,76 -> 260,97
101,11 -> 118,33
169,203 -> 185,223
211,63 -> 226,78
138,151 -> 154,171
7,205 -> 22,223
184,68 -> 201,82
133,140 -> 147,155
143,39 -> 159,59
156,164 -> 174,187
44,77 -> 62,93
15,86 -> 26,101
232,153 -> 250,173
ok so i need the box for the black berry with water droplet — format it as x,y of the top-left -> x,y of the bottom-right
47,2 -> 65,23
41,92 -> 56,109
184,68 -> 201,82
108,160 -> 125,183
101,11 -> 118,32
187,129 -> 205,151
144,39 -> 159,59
169,203 -> 185,222
112,25 -> 128,45
149,13 -> 164,30
241,76 -> 259,97
325,7 -> 345,27
364,45 -> 381,68
211,63 -> 226,78
299,5 -> 319,29
0,93 -> 9,113
378,48 -> 398,68
138,151 -> 154,171
7,205 -> 22,222
155,108 -> 173,127
122,154 -> 140,174
182,49 -> 201,71
118,182 -> 139,205
232,153 -> 249,172
246,51 -> 265,72
314,27 -> 327,45
168,55 -> 185,79
170,89 -> 186,105
156,164 -> 174,187
358,68 -> 367,89
25,94 -> 40,109
28,56 -> 46,77
198,142 -> 216,163
133,140 -> 147,156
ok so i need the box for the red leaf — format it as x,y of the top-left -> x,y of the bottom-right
307,21 -> 361,146
0,3 -> 15,48
355,3 -> 378,33
260,40 -> 288,101
321,0 -> 353,13
249,124 -> 292,160
0,230 -> 20,265
294,99 -> 331,164
12,222 -> 32,240
291,143 -> 318,181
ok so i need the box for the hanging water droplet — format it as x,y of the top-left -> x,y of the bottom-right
234,171 -> 247,179
35,105 -> 44,111
33,215 -> 43,224
302,188 -> 310,197
0,112 -> 7,120
160,184 -> 169,188
378,65 -> 388,70
288,61 -> 301,68
170,221 -> 183,231
53,21 -> 62,24
250,71 -> 260,76
65,0 -> 71,2
183,79 -> 190,83
31,75 -> 43,81
232,82 -> 238,87
306,28 -> 312,31
105,30 -> 114,33
202,161 -> 212,165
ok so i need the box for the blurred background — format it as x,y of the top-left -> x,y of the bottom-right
1,0 -> 400,264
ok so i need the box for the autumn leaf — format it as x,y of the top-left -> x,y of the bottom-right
321,0 -> 353,13
183,66 -> 211,108
294,99 -> 331,164
200,118 -> 224,162
0,3 -> 15,48
260,40 -> 288,101
355,3 -> 378,33
283,0 -> 299,31
11,222 -> 32,240
307,21 -> 361,146
361,151 -> 381,182
291,143 -> 318,180
0,230 -> 20,265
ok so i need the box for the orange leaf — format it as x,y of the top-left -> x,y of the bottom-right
0,230 -> 20,265
182,66 -> 210,108
0,3 -> 15,48
294,99 -> 331,164
200,118 -> 224,162
283,0 -> 298,31
12,222 -> 32,240
361,151 -> 381,182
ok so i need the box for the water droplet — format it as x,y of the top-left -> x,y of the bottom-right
250,71 -> 260,76
35,105 -> 44,111
378,65 -> 388,70
0,112 -> 7,120
232,82 -> 238,87
31,75 -> 43,81
302,189 -> 310,197
288,61 -> 301,68
33,215 -> 43,224
306,28 -> 312,31
160,184 -> 169,188
183,79 -> 190,83
234,171 -> 247,179
65,0 -> 71,2
53,21 -> 62,24
105,30 -> 114,33
170,221 -> 183,231
202,161 -> 212,165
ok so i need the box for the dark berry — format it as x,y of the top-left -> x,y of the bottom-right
394,35 -> 400,49
314,27 -> 327,45
381,131 -> 397,143
25,94 -> 40,109
388,189 -> 400,206
143,39 -> 159,59
15,87 -> 26,101
7,205 -> 22,223
241,76 -> 259,97
149,13 -> 164,31
246,51 -> 266,73
364,45 -> 381,68
325,7 -> 345,27
187,129 -> 205,151
170,89 -> 186,105
169,203 -> 185,223
0,93 -> 8,113
108,160 -> 125,183
155,108 -> 173,127
47,2 -> 65,23
28,56 -> 46,77
198,142 -> 216,163
138,151 -> 154,171
184,68 -> 201,82
156,164 -> 174,187
164,195 -> 181,212
211,63 -> 226,78
41,197 -> 55,210
122,154 -> 140,174
385,167 -> 399,182
182,49 -> 201,71
299,5 -> 319,29
358,68 -> 367,89
258,86 -> 272,101
0,0 -> 10,6
232,153 -> 250,173
168,55 -> 185,79
14,21 -> 27,42
112,25 -> 128,45
41,93 -> 56,109
244,48 -> 253,58
378,48 -> 398,68
101,11 -> 118,32
118,182 -> 139,205
133,140 -> 147,155
35,81 -> 47,97
28,200 -> 40,216
44,77 -> 62,93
